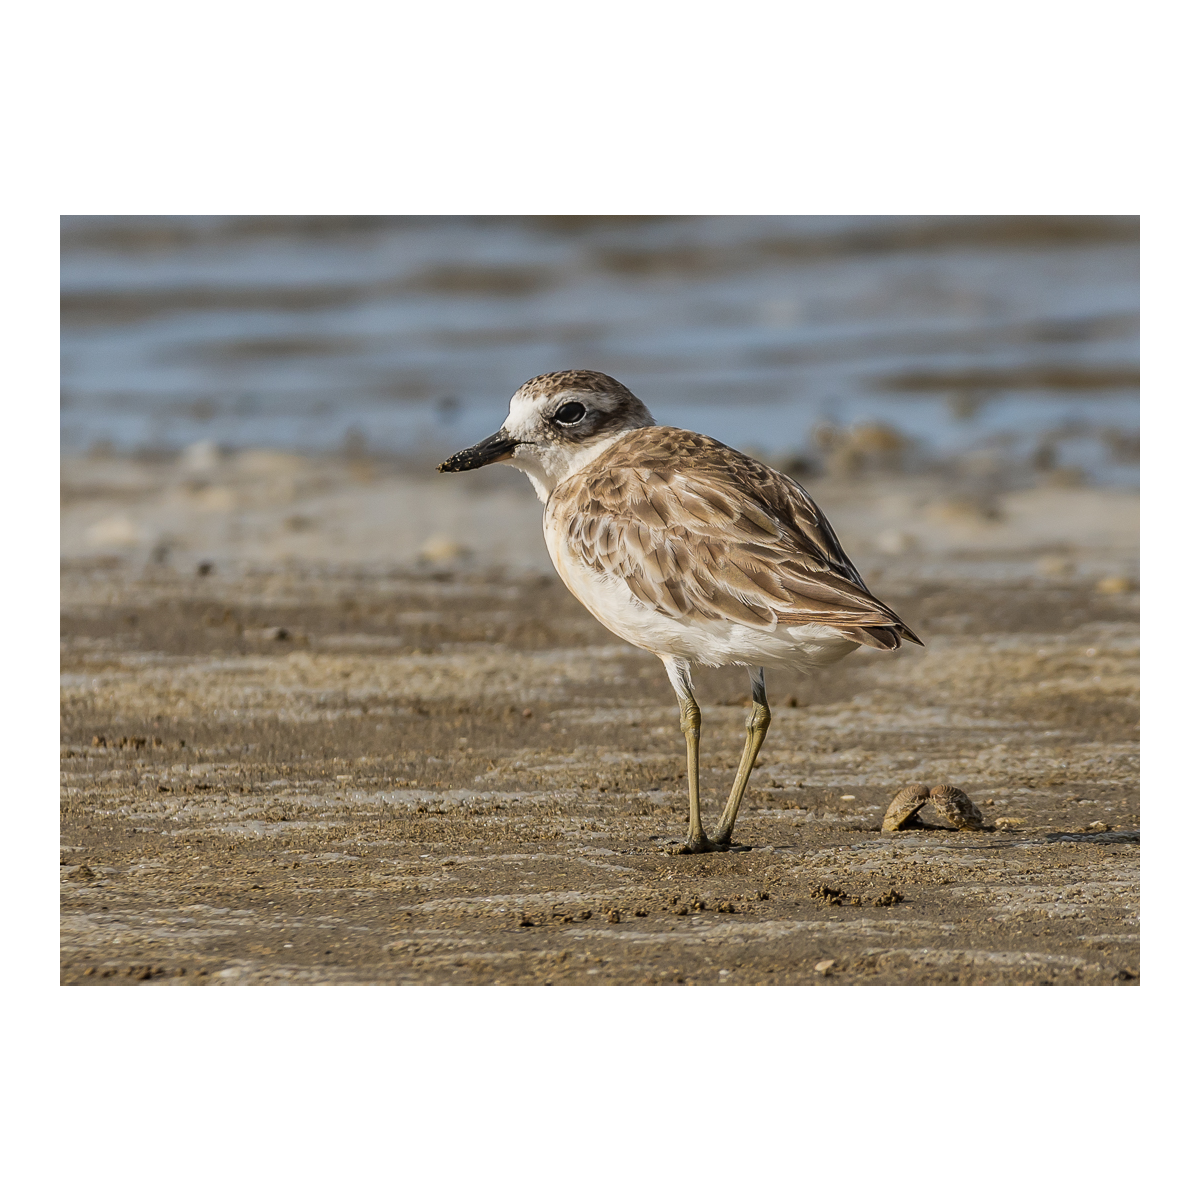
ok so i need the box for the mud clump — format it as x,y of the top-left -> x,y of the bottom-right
811,883 -> 905,908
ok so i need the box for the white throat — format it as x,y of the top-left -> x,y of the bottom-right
506,429 -> 638,503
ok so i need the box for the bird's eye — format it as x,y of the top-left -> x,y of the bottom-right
553,401 -> 586,425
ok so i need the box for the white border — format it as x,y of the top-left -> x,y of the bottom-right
8,0 -> 1183,1191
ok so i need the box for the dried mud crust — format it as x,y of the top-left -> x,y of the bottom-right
61,564 -> 1139,986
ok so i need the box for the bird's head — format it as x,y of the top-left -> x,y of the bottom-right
437,370 -> 655,501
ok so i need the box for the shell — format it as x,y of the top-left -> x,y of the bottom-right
882,784 -> 930,832
929,784 -> 985,831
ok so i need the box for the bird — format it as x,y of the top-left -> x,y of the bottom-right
438,370 -> 922,853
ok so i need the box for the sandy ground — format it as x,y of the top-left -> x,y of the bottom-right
60,452 -> 1139,985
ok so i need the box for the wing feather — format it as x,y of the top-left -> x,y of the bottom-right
547,428 -> 923,646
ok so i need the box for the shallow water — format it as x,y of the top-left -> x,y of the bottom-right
60,215 -> 1139,485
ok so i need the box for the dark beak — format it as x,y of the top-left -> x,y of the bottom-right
437,430 -> 520,473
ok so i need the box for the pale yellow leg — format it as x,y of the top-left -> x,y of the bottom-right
712,668 -> 770,847
661,656 -> 761,854
676,692 -> 713,851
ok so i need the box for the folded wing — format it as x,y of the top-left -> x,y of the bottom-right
549,429 -> 923,650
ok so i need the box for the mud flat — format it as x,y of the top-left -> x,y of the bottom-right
60,454 -> 1139,985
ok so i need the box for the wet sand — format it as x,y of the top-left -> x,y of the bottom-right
60,454 -> 1139,985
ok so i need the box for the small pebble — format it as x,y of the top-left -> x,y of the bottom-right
419,535 -> 468,564
814,959 -> 835,976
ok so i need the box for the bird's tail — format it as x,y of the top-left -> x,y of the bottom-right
840,622 -> 924,650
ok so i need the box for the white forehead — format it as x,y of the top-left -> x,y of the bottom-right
501,390 -> 545,434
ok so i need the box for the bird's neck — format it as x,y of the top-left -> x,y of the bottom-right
509,427 -> 643,504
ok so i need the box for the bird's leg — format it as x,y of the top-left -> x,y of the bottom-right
711,668 -> 770,849
676,691 -> 713,851
662,656 -> 716,853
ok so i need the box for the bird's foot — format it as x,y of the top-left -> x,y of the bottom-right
669,834 -> 751,855
711,834 -> 751,852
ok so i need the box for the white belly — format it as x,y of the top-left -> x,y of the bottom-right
545,523 -> 860,673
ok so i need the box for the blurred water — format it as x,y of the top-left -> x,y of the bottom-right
60,215 -> 1139,485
